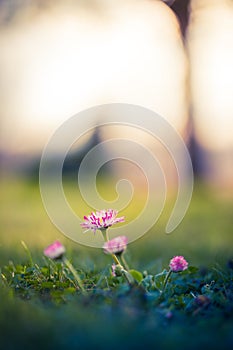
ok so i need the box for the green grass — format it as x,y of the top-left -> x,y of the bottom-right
0,176 -> 232,267
0,177 -> 233,349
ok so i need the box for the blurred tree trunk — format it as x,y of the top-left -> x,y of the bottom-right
169,0 -> 206,178
170,0 -> 191,38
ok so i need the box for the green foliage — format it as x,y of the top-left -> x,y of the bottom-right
0,179 -> 233,349
1,253 -> 233,349
129,269 -> 143,283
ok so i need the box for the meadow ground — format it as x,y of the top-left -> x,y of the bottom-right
0,177 -> 233,349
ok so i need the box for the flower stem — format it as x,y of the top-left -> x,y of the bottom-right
162,269 -> 172,294
101,229 -> 132,284
101,229 -> 122,268
63,257 -> 87,295
111,253 -> 121,266
101,228 -> 110,242
112,254 -> 134,284
57,262 -> 63,282
120,254 -> 130,271
122,269 -> 135,285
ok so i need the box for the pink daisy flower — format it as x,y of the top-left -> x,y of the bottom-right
80,209 -> 125,233
44,241 -> 66,260
103,235 -> 128,255
169,256 -> 188,272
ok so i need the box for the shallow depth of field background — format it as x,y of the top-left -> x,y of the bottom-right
0,3 -> 233,349
0,0 -> 233,269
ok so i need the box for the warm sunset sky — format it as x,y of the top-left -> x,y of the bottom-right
0,0 -> 232,154
188,0 -> 233,151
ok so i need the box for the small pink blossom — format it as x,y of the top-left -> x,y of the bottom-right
80,209 -> 125,233
44,241 -> 66,260
169,256 -> 188,272
111,264 -> 116,277
103,235 -> 128,255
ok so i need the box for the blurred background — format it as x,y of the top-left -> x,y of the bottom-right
0,0 -> 232,267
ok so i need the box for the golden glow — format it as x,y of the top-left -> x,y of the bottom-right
0,1 -> 187,154
188,0 -> 233,151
